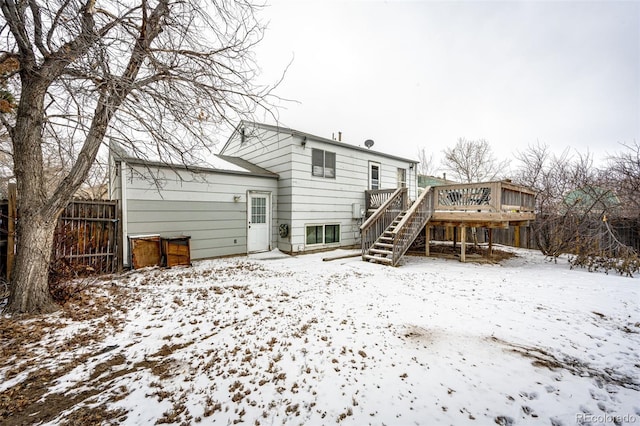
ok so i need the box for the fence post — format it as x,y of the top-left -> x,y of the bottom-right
7,183 -> 16,281
117,201 -> 123,272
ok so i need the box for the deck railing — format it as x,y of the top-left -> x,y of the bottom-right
500,181 -> 536,212
364,188 -> 400,217
390,186 -> 435,266
360,187 -> 407,258
434,181 -> 535,213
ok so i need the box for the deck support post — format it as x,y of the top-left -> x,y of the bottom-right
488,228 -> 493,257
425,225 -> 430,256
460,225 -> 466,262
453,227 -> 457,249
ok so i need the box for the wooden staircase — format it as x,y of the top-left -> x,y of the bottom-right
363,212 -> 406,264
361,186 -> 434,266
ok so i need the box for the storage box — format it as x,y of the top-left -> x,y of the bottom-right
129,235 -> 161,269
161,236 -> 191,267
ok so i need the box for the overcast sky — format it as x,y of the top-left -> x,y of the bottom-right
249,0 -> 639,172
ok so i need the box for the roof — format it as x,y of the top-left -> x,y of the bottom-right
224,121 -> 419,165
110,145 -> 279,179
564,186 -> 620,210
215,155 -> 280,177
418,175 -> 457,188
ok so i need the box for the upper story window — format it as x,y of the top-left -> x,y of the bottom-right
397,168 -> 407,188
369,162 -> 380,190
312,149 -> 336,178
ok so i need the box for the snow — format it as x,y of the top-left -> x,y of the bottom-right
207,154 -> 250,173
3,246 -> 640,425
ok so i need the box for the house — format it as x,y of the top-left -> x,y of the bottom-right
219,121 -> 418,254
418,174 -> 456,188
563,186 -> 621,217
109,121 -> 418,267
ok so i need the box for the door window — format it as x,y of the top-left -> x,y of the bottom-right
251,197 -> 266,223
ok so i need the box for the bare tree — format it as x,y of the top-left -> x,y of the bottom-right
416,147 -> 437,177
513,144 -> 634,273
441,138 -> 510,183
605,141 -> 640,215
1,1 -> 276,313
75,155 -> 109,200
442,138 -> 510,246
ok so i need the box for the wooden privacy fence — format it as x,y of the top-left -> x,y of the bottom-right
53,199 -> 121,275
1,185 -> 121,280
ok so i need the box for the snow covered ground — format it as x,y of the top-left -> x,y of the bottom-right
1,246 -> 639,425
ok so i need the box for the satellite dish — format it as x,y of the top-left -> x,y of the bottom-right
364,139 -> 374,149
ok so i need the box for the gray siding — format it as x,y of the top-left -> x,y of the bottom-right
221,122 -> 418,253
108,157 -> 122,201
288,134 -> 417,252
122,162 -> 278,265
222,126 -> 294,252
127,199 -> 247,260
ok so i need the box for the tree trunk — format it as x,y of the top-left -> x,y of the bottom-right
5,211 -> 59,314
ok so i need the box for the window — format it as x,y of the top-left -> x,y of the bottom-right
306,225 -> 323,245
369,162 -> 380,190
305,224 -> 340,245
325,224 -> 340,244
397,168 -> 406,188
312,149 -> 336,178
251,197 -> 266,224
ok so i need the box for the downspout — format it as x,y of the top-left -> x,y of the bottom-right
410,163 -> 416,201
413,162 -> 418,200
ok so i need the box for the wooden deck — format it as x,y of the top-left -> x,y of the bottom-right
362,180 -> 536,265
429,180 -> 535,227
366,181 -> 535,226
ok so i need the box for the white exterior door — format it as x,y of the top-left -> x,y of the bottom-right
248,192 -> 270,253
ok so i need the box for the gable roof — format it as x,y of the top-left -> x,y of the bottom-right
223,121 -> 419,165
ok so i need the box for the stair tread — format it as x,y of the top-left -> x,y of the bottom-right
374,242 -> 394,248
363,205 -> 432,266
369,248 -> 393,255
363,254 -> 392,264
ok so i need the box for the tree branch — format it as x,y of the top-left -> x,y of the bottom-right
27,0 -> 48,57
1,0 -> 35,61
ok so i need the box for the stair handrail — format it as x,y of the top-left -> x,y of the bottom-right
390,186 -> 435,266
360,187 -> 407,259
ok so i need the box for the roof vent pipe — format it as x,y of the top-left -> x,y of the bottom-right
338,131 -> 342,142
